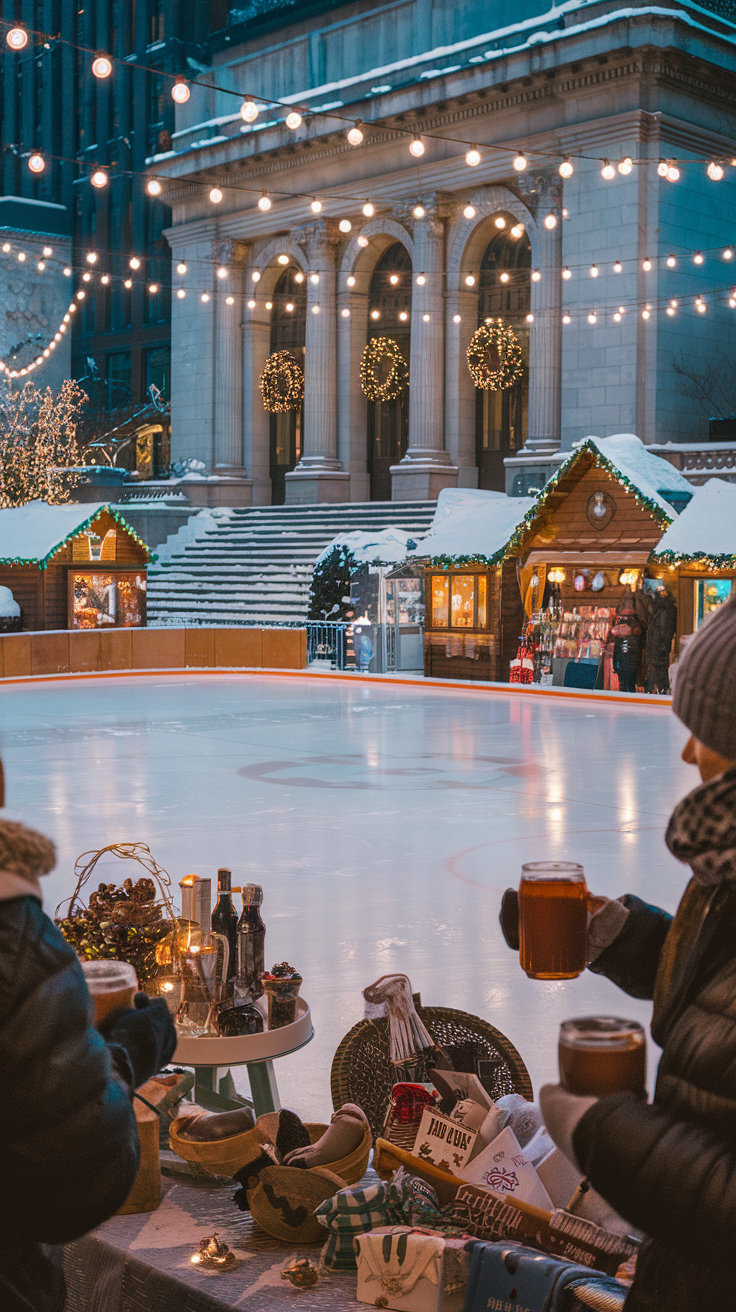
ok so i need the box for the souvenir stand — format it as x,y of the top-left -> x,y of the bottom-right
0,500 -> 151,631
649,478 -> 736,645
510,436 -> 692,689
410,488 -> 536,682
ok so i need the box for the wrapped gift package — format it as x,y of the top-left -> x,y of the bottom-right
355,1226 -> 468,1312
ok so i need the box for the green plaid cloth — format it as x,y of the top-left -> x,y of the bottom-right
315,1171 -> 465,1271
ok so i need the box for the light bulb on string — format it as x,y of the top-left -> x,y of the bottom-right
558,157 -> 573,178
357,234 -> 368,247
91,170 -> 108,188
416,273 -> 426,285
177,288 -> 186,299
466,146 -> 482,167
209,187 -> 223,203
730,297 -> 736,308
613,260 -> 622,273
1,243 -> 9,252
465,274 -> 475,286
339,219 -> 352,233
544,212 -> 557,229
667,163 -> 680,181
92,53 -> 113,78
310,273 -> 319,284
148,283 -> 158,294
666,254 -> 676,267
618,156 -> 633,174
371,309 -> 380,320
217,266 -> 228,278
399,311 -> 408,321
201,293 -> 210,303
657,160 -> 669,177
172,78 -> 190,103
513,151 -> 527,171
413,205 -> 426,219
410,137 -> 425,158
129,257 -> 141,270
36,261 -> 45,270
697,298 -> 706,312
562,267 -> 572,280
285,111 -> 302,130
277,254 -> 289,265
618,306 -> 625,314
17,252 -> 26,262
531,269 -> 541,282
588,312 -> 597,324
294,272 -> 305,283
43,246 -> 52,257
226,295 -> 234,305
511,223 -> 524,238
76,290 -> 85,300
241,98 -> 258,123
725,248 -> 734,260
495,216 -> 506,229
463,205 -> 476,219
86,252 -> 98,264
147,179 -> 162,196
590,264 -> 599,277
453,313 -> 461,323
601,160 -> 616,180
247,298 -> 256,308
63,266 -> 71,276
28,154 -> 45,173
423,313 -> 430,321
341,308 -> 350,317
667,306 -> 675,315
500,272 -> 509,283
311,304 -> 320,314
614,311 -> 622,322
176,261 -> 187,274
346,275 -> 356,287
642,309 -> 650,319
258,192 -> 271,210
347,121 -> 364,146
251,270 -> 261,282
707,161 -> 724,181
6,26 -> 28,50
670,299 -> 678,308
310,199 -> 322,213
362,202 -> 374,217
642,257 -> 652,271
694,251 -> 704,265
82,272 -> 91,282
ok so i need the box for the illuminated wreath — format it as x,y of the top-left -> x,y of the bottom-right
260,350 -> 304,413
360,337 -> 409,402
466,319 -> 524,391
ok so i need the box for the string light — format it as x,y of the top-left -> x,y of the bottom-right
423,313 -> 430,321
559,157 -> 573,178
241,98 -> 258,123
613,260 -> 622,273
513,152 -> 527,171
657,161 -> 669,177
201,292 -> 210,302
347,121 -> 364,146
642,308 -> 650,319
371,309 -> 380,320
562,314 -> 571,324
346,275 -> 356,287
494,217 -> 506,229
172,78 -> 190,103
707,161 -> 724,181
696,298 -> 706,312
588,312 -> 597,323
463,205 -> 475,219
389,274 -> 399,285
6,26 -> 28,49
285,111 -> 302,130
92,53 -> 113,78
82,271 -> 91,281
310,199 -> 322,213
670,299 -> 678,307
310,273 -> 319,284
124,278 -> 132,288
525,312 -> 534,323
413,205 -> 426,219
148,283 -> 158,294
601,160 -> 616,179
465,274 -> 475,286
667,163 -> 680,181
694,251 -> 704,264
177,288 -> 186,298
210,187 -> 223,203
500,272 -> 509,282
511,223 -> 524,238
544,212 -> 557,229
43,246 -> 52,257
147,179 -> 162,196
362,202 -> 374,217
258,192 -> 271,210
341,307 -> 350,317
247,298 -> 256,308
725,248 -> 734,260
666,254 -> 676,267
176,261 -> 187,274
1,243 -> 9,252
562,267 -> 571,279
410,137 -> 425,157
613,311 -> 621,321
618,156 -> 633,174
667,305 -> 675,315
642,257 -> 652,271
265,301 -> 273,309
37,260 -> 45,271
217,266 -> 228,278
531,269 -> 541,282
226,295 -> 234,305
91,170 -> 108,188
339,219 -> 352,232
252,270 -> 261,282
28,154 -> 45,173
399,311 -> 408,321
311,304 -> 320,314
358,234 -> 369,247
590,264 -> 598,277
17,252 -> 26,262
453,313 -> 461,323
416,273 -> 426,285
466,146 -> 481,167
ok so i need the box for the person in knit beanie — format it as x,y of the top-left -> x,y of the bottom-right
0,755 -> 177,1312
500,596 -> 736,1312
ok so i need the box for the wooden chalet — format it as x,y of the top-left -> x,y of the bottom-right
650,477 -> 736,644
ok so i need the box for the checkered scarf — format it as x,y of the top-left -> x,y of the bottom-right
665,766 -> 736,886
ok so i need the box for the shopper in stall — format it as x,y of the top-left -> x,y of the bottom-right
609,596 -> 644,693
501,596 -> 736,1310
645,587 -> 678,694
0,756 -> 177,1312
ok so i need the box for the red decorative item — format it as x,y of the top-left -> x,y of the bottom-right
383,1082 -> 438,1151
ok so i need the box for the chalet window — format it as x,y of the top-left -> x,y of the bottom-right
428,573 -> 491,630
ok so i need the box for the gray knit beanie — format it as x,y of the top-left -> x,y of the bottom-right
672,595 -> 736,760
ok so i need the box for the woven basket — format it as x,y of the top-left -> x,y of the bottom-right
331,1003 -> 532,1142
169,1116 -> 370,1184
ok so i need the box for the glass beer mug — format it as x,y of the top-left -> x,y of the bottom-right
518,862 -> 587,980
559,1016 -> 647,1098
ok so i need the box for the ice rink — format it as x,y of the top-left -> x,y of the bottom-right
0,672 -> 696,1117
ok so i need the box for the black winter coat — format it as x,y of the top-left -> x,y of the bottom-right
645,591 -> 677,668
0,896 -> 140,1312
574,777 -> 736,1312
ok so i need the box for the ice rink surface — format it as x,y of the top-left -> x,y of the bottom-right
0,673 -> 696,1118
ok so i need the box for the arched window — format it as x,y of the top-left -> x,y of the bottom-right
475,226 -> 531,490
367,243 -> 411,501
269,267 -> 306,504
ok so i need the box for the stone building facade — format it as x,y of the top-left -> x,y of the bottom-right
155,0 -> 736,503
0,197 -> 72,392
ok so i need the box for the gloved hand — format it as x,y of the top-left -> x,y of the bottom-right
98,992 -> 177,1090
499,888 -> 520,951
538,1083 -> 597,1172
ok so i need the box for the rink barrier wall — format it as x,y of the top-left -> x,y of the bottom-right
0,627 -> 307,679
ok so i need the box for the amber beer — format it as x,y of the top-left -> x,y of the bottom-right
518,862 -> 587,980
559,1016 -> 647,1098
81,960 -> 137,1024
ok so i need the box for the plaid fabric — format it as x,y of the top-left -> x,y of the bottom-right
666,766 -> 736,885
315,1176 -> 413,1270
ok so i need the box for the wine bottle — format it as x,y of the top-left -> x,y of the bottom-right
210,867 -> 238,993
236,884 -> 265,1000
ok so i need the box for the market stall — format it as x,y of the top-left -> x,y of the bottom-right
509,435 -> 692,689
649,477 -> 736,649
0,500 -> 152,631
410,488 -> 536,682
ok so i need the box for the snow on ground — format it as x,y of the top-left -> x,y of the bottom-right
0,673 -> 695,1117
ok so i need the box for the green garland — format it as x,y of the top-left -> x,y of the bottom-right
360,337 -> 408,402
652,549 -> 736,567
0,504 -> 155,568
467,319 -> 524,391
260,350 -> 304,413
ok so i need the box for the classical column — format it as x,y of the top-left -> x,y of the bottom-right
391,205 -> 457,501
445,285 -> 479,487
525,174 -> 563,454
242,287 -> 273,506
212,241 -> 251,503
337,280 -> 370,501
286,220 -> 349,503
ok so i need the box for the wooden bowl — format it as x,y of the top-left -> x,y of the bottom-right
169,1116 -> 369,1183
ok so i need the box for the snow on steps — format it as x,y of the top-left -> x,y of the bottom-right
147,501 -> 435,627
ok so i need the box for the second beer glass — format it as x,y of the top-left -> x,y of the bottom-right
519,861 -> 587,979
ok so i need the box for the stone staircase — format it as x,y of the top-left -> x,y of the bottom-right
147,501 -> 436,627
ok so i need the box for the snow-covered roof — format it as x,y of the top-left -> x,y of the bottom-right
408,488 -> 537,565
555,434 -> 692,519
316,525 -> 422,568
650,478 -> 736,564
0,501 -> 152,567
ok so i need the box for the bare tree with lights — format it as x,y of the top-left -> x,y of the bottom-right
0,379 -> 87,507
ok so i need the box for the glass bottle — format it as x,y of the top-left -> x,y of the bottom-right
210,868 -> 238,994
236,884 -> 265,1000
